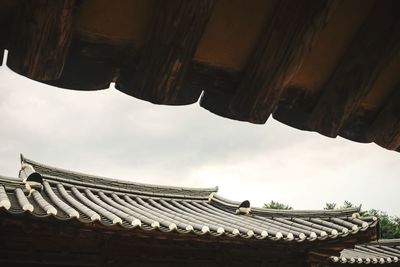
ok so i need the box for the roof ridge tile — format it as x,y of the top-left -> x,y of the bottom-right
20,155 -> 217,199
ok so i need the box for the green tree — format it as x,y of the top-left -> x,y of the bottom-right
342,200 -> 356,209
324,200 -> 358,210
324,202 -> 337,210
264,200 -> 292,210
367,209 -> 400,239
323,201 -> 400,239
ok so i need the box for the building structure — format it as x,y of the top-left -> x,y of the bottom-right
0,155 -> 379,266
0,0 -> 399,151
328,239 -> 400,266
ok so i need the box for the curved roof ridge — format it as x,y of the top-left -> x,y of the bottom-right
20,154 -> 218,199
211,194 -> 361,217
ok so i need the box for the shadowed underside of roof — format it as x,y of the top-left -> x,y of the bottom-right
0,155 -> 378,245
0,0 -> 399,152
331,239 -> 400,265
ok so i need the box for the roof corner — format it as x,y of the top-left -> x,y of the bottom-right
20,153 -> 25,165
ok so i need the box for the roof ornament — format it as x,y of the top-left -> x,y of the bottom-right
208,192 -> 216,202
236,200 -> 251,215
19,162 -> 43,195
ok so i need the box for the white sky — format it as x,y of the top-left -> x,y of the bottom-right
1,58 -> 399,215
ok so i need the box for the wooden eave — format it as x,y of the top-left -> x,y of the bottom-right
0,212 -> 376,266
1,0 -> 400,151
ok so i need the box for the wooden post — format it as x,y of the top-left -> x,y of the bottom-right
308,0 -> 400,137
7,0 -> 75,81
116,0 -> 215,105
229,0 -> 336,124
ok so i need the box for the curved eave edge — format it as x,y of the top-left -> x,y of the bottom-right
20,154 -> 218,198
330,249 -> 400,265
0,206 -> 375,244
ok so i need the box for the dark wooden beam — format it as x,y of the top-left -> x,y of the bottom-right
0,0 -> 19,66
368,87 -> 400,151
45,34 -> 136,90
338,108 -> 377,143
0,213 -> 379,267
308,0 -> 400,137
229,0 -> 336,124
7,0 -> 75,81
272,86 -> 318,131
116,0 -> 215,105
0,251 -> 100,266
195,63 -> 242,121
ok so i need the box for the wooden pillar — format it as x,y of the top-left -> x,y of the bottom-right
7,0 -> 75,81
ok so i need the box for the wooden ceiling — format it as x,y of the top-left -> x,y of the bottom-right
1,0 -> 399,152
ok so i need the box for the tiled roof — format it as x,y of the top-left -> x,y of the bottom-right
331,240 -> 400,264
0,155 -> 378,243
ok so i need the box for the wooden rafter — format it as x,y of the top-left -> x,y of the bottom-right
229,0 -> 336,124
0,0 -> 400,152
308,0 -> 400,138
368,87 -> 400,150
116,0 -> 215,105
7,0 -> 75,81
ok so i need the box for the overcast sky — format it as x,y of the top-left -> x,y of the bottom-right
1,57 -> 399,215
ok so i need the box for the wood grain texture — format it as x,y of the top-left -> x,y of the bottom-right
116,0 -> 215,105
45,37 -> 116,90
368,87 -> 400,150
7,0 -> 75,81
196,63 -> 242,121
272,87 -> 318,131
229,0 -> 336,124
308,0 -> 400,137
45,34 -> 137,90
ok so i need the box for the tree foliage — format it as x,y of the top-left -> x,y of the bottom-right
324,200 -> 357,210
368,209 -> 400,239
324,202 -> 337,210
263,200 -> 292,210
